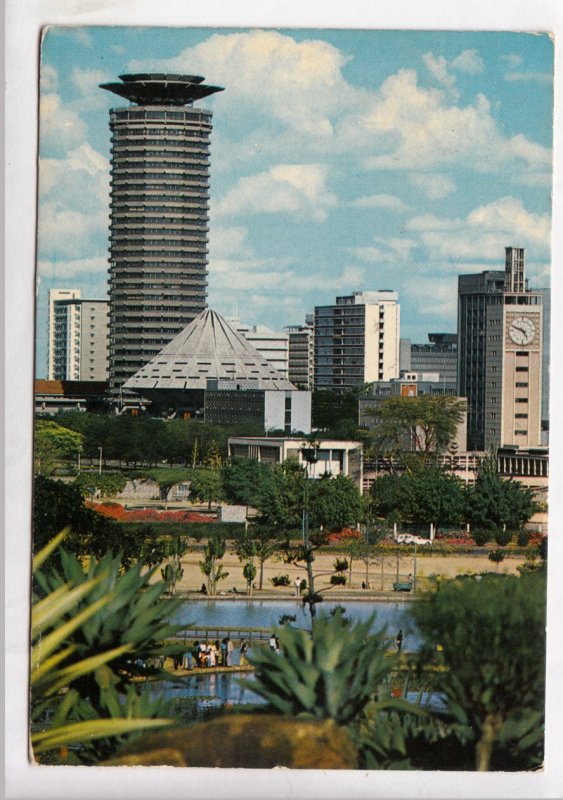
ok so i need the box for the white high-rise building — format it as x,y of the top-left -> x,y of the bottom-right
48,289 -> 109,381
48,289 -> 81,379
314,291 -> 400,392
227,318 -> 289,378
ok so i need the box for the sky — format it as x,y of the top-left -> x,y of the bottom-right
35,27 -> 554,377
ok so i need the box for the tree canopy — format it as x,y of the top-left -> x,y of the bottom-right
370,463 -> 467,531
467,455 -> 537,533
410,573 -> 546,771
365,395 -> 465,464
34,420 -> 83,476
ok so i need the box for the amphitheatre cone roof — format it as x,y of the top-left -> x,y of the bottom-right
124,308 -> 296,392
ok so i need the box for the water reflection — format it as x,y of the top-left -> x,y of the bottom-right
157,669 -> 266,708
172,599 -> 419,647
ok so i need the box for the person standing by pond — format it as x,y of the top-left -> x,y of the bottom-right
240,639 -> 248,666
226,636 -> 234,666
396,629 -> 404,652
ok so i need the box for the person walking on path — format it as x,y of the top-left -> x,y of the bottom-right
396,629 -> 404,652
226,636 -> 234,666
295,577 -> 301,597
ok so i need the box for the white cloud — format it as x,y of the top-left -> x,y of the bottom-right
405,196 -> 551,261
38,144 -> 110,260
208,226 -> 253,259
423,52 -> 458,98
130,30 -> 361,139
213,164 -> 337,221
501,53 -> 524,69
451,49 -> 485,74
71,67 -> 110,95
39,143 -> 109,206
37,255 -> 109,280
350,194 -> 409,211
408,277 -> 458,319
408,173 -> 456,200
41,64 -> 58,92
349,235 -> 417,264
362,70 -> 551,173
504,71 -> 553,84
129,30 -> 550,183
39,93 -> 87,155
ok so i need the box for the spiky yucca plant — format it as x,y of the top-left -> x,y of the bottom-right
31,532 -> 182,764
246,611 -> 403,725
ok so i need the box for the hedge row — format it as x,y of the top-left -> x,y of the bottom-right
116,521 -> 246,540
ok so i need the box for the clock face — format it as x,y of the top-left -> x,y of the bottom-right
509,316 -> 536,346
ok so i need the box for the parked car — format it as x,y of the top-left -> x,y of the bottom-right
394,534 -> 432,546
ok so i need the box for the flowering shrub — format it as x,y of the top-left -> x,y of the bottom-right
434,531 -> 477,546
528,532 -> 546,547
87,502 -> 214,524
326,527 -> 362,544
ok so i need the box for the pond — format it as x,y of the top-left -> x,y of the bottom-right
154,671 -> 447,714
172,599 -> 419,648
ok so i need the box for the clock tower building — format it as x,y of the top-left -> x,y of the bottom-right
483,247 -> 543,450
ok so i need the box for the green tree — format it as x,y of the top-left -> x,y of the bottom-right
311,389 -> 362,437
365,395 -> 465,464
199,534 -> 229,595
236,527 -> 282,590
371,463 -> 466,533
468,455 -> 536,535
33,477 -> 165,570
188,469 -> 223,510
309,473 -> 363,531
34,420 -> 83,476
410,573 -> 546,771
253,460 -> 306,532
222,458 -> 268,509
242,561 -> 257,595
488,549 -> 506,571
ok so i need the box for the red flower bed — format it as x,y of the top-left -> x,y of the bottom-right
528,532 -> 546,547
435,531 -> 476,546
326,527 -> 362,544
87,502 -> 215,524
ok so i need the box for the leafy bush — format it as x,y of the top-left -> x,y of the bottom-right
330,574 -> 347,585
270,574 -> 291,587
31,533 -> 182,764
472,529 -> 492,546
517,529 -> 530,547
74,472 -> 127,498
116,521 -> 245,541
410,573 -> 546,771
494,528 -> 513,547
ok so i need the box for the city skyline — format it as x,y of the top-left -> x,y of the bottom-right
35,27 -> 553,377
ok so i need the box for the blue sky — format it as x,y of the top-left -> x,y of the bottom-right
36,27 -> 553,376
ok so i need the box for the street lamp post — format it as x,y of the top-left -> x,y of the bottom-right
300,444 -> 319,619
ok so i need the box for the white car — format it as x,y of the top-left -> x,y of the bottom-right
395,534 -> 432,546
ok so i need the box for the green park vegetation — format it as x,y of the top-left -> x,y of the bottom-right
31,533 -> 182,764
32,531 -> 546,769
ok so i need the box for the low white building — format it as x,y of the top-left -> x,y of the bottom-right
228,437 -> 364,492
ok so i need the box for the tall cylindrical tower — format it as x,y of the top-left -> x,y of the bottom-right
99,73 -> 223,390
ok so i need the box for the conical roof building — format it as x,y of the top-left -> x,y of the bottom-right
123,309 -> 310,432
124,308 -> 295,392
